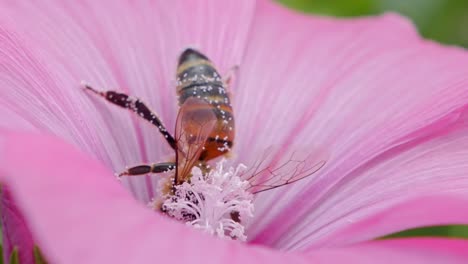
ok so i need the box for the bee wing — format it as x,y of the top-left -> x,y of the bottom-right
240,146 -> 327,194
175,97 -> 217,184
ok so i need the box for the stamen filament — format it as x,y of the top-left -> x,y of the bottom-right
160,159 -> 254,241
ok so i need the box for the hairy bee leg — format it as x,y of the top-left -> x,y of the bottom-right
119,162 -> 176,177
223,65 -> 239,87
82,82 -> 177,150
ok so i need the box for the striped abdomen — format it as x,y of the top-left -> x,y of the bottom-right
176,48 -> 235,161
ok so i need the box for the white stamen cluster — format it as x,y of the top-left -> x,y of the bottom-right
161,160 -> 254,241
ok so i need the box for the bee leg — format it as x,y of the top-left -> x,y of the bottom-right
118,162 -> 176,177
82,82 -> 177,150
223,65 -> 239,87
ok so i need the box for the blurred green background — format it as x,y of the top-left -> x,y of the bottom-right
279,0 -> 468,239
279,0 -> 468,47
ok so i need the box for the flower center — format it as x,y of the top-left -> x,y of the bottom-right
155,160 -> 254,241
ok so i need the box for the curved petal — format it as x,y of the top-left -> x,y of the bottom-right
305,238 -> 468,264
238,1 -> 468,247
0,0 -> 256,202
315,195 -> 468,249
281,110 -> 468,249
3,131 -> 468,263
4,0 -> 468,256
0,131 -> 309,263
252,106 -> 468,249
0,188 -> 35,263
5,131 -> 468,264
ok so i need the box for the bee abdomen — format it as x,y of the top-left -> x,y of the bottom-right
178,85 -> 230,105
176,48 -> 223,91
177,65 -> 223,93
176,48 -> 236,161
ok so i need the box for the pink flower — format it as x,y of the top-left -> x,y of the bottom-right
2,0 -> 468,263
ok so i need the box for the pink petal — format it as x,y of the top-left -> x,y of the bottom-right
263,110 -> 468,249
0,131 -> 320,263
305,238 -> 468,264
0,1 -> 256,202
2,131 -> 468,263
3,0 -> 468,254
0,188 -> 35,263
317,195 -> 468,248
240,1 -> 468,247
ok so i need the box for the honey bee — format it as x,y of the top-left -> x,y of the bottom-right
84,48 -> 325,198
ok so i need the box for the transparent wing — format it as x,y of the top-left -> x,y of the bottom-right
175,97 -> 217,184
240,146 -> 327,194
